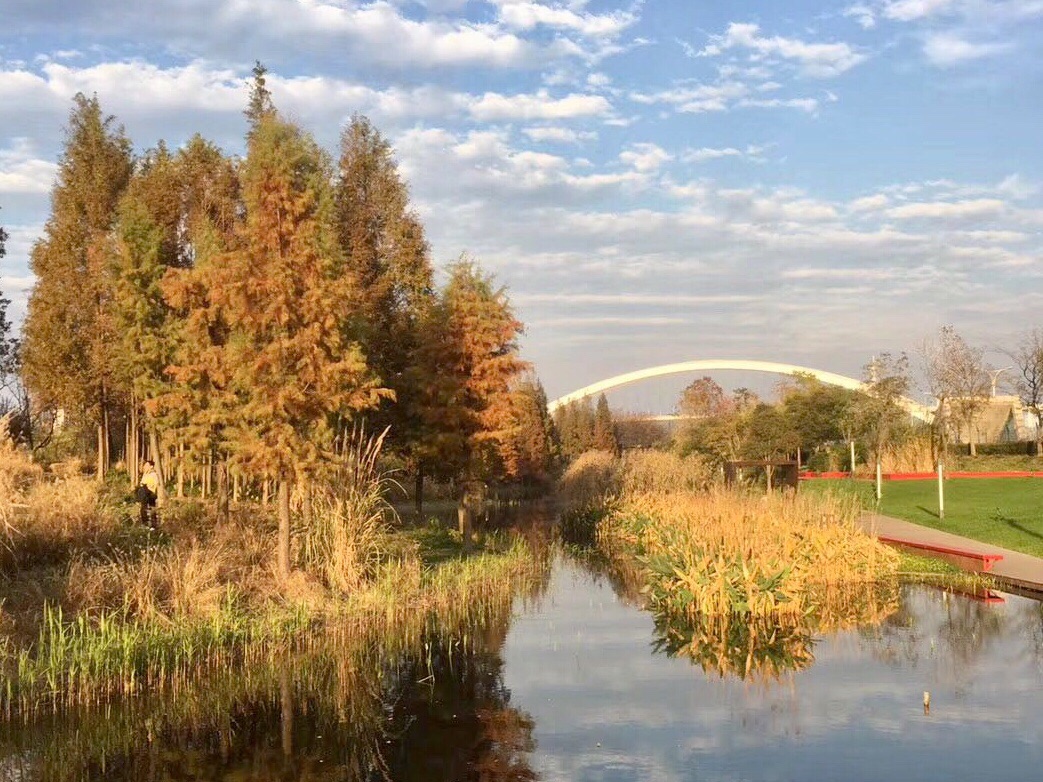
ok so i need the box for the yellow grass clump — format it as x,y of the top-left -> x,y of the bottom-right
557,450 -> 619,510
620,450 -> 712,495
600,489 -> 899,621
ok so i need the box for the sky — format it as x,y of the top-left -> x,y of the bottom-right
1,0 -> 1042,409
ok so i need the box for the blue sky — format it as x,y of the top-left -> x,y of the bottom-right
1,0 -> 1042,406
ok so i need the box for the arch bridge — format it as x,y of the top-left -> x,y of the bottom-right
548,359 -> 932,422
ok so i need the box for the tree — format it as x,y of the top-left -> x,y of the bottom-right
245,61 -> 275,133
191,114 -> 387,577
592,393 -> 618,453
1005,328 -> 1043,457
21,94 -> 133,479
781,374 -> 859,464
679,376 -> 732,419
113,136 -> 241,502
415,257 -> 527,491
675,377 -> 739,464
741,403 -> 798,462
921,326 -> 991,457
553,399 -> 595,461
502,374 -> 558,485
333,115 -> 434,468
854,353 -> 911,498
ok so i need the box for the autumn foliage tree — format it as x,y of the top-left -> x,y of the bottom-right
22,94 -> 133,478
502,375 -> 558,485
415,258 -> 526,497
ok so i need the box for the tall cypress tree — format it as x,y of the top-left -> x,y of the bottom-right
592,393 -> 619,454
155,135 -> 241,510
415,257 -> 527,493
22,94 -> 133,478
334,115 -> 434,459
211,114 -> 387,576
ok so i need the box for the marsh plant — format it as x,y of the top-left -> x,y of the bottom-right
299,428 -> 397,594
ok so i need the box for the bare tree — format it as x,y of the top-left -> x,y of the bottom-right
1004,328 -> 1043,456
921,326 -> 991,458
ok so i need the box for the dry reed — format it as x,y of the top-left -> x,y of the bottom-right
600,489 -> 899,621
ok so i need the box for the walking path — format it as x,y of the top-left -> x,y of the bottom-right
860,512 -> 1043,596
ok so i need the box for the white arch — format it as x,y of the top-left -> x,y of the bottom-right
548,359 -> 932,421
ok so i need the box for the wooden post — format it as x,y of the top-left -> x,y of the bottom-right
875,459 -> 882,503
849,440 -> 856,475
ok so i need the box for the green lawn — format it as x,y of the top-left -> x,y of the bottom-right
805,478 -> 1043,558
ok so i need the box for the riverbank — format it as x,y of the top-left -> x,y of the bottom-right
1,454 -> 549,715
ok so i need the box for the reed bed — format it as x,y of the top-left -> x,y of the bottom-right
1,531 -> 546,716
598,489 -> 899,622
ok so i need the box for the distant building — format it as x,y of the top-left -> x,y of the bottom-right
947,395 -> 1035,445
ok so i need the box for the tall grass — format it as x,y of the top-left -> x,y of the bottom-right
600,490 -> 898,621
300,428 -> 396,594
1,527 -> 547,714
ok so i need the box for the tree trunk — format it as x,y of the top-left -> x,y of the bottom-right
967,420 -> 977,457
233,471 -> 241,503
176,442 -> 184,498
129,398 -> 139,487
414,467 -> 424,519
263,479 -> 271,506
148,428 -> 168,507
215,457 -> 229,522
277,478 -> 291,578
457,502 -> 472,553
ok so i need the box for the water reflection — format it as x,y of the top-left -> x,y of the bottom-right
0,618 -> 539,781
3,531 -> 1043,781
503,559 -> 1043,782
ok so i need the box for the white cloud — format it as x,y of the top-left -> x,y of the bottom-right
494,1 -> 638,38
0,139 -> 58,194
468,90 -> 612,121
923,33 -> 1013,65
619,143 -> 672,172
882,0 -> 959,22
701,22 -> 868,78
684,147 -> 743,162
886,198 -> 1007,220
843,4 -> 878,28
848,194 -> 890,212
522,126 -> 596,143
737,96 -> 819,112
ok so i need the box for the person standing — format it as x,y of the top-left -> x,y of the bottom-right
138,459 -> 160,528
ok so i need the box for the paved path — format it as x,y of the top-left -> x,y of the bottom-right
860,512 -> 1043,596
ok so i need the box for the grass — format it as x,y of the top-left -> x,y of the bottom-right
805,477 -> 1043,558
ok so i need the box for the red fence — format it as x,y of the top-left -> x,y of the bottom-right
801,471 -> 1043,481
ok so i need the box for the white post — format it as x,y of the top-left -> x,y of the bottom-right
875,459 -> 882,503
849,440 -> 856,475
937,460 -> 945,520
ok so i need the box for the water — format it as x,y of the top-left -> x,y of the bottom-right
3,552 -> 1042,781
